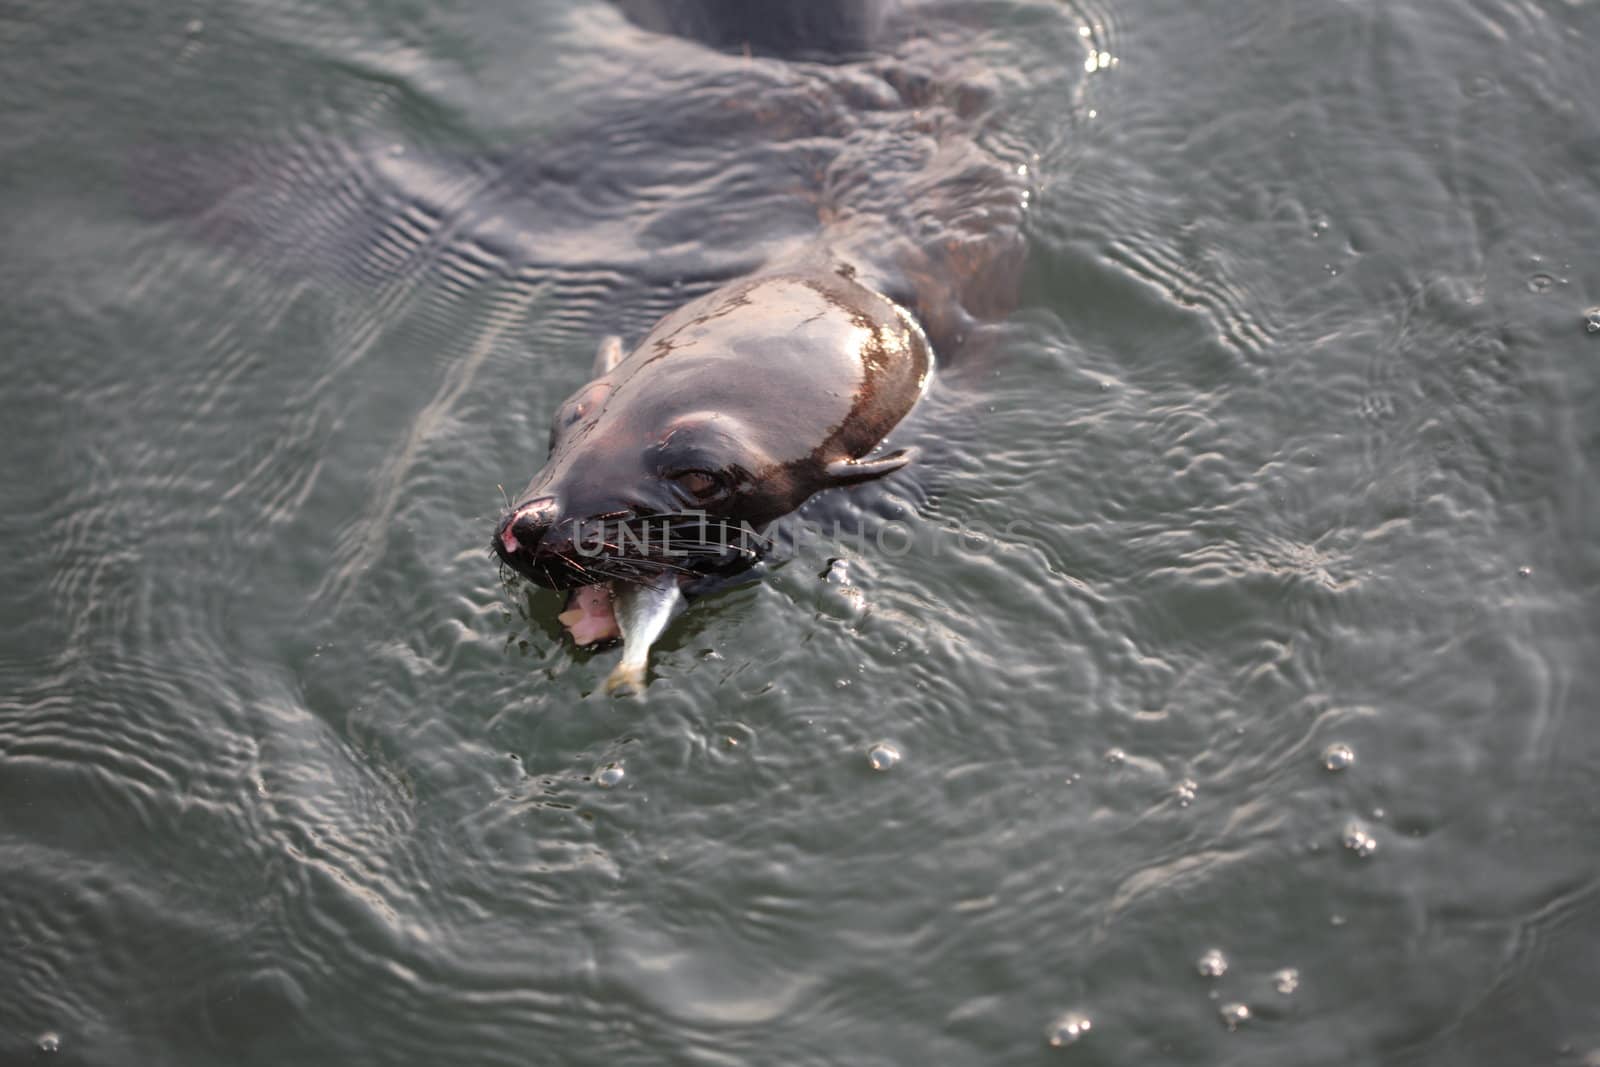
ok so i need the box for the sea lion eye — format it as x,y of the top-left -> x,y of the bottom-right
672,469 -> 723,500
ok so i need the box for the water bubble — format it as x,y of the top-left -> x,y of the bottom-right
1528,273 -> 1555,293
1586,308 -> 1600,333
1311,218 -> 1329,238
1175,779 -> 1198,807
1342,820 -> 1378,857
1218,1003 -> 1251,1031
1104,747 -> 1126,766
1196,949 -> 1228,978
38,1033 -> 60,1053
184,18 -> 204,34
1046,1012 -> 1092,1047
1518,566 -> 1533,577
1321,743 -> 1354,771
867,742 -> 901,771
595,763 -> 625,788
1274,968 -> 1300,995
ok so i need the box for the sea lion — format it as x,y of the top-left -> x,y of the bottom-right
493,260 -> 931,594
491,0 -> 1028,686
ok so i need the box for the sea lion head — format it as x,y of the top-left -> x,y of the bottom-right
493,270 -> 925,592
492,379 -> 780,590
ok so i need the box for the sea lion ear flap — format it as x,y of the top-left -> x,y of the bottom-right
592,335 -> 624,377
825,447 -> 916,487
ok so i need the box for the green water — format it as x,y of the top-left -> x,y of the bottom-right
3,0 -> 1599,1064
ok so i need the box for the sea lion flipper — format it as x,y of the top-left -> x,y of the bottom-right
825,447 -> 915,487
593,335 -> 624,376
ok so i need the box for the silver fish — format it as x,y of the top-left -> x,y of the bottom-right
604,572 -> 685,695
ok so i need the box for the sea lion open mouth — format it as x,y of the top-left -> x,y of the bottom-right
557,583 -> 622,646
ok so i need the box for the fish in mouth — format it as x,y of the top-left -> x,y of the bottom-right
495,504 -> 763,692
492,265 -> 932,692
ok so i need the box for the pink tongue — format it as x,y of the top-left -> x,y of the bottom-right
558,583 -> 619,645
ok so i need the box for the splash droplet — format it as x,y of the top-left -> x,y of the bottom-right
1046,1012 -> 1092,1047
1321,743 -> 1354,771
595,763 -> 625,788
1274,968 -> 1300,995
1342,820 -> 1378,857
1175,779 -> 1198,807
867,742 -> 900,771
38,1033 -> 60,1054
1104,747 -> 1126,766
1218,1003 -> 1251,1031
1196,949 -> 1228,978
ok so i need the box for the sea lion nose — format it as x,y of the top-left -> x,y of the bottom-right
498,496 -> 558,554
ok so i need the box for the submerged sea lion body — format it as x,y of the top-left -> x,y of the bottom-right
493,260 -> 931,591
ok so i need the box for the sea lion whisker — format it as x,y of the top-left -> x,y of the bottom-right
554,551 -> 597,578
580,562 -> 631,584
579,556 -> 659,587
657,517 -> 773,549
665,534 -> 767,557
635,557 -> 698,575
